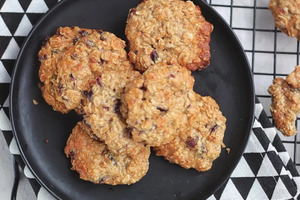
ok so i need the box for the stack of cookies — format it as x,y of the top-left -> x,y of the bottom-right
38,0 -> 226,185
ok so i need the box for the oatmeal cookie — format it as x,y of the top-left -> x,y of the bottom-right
83,69 -> 143,152
125,0 -> 213,72
64,121 -> 150,185
121,63 -> 196,146
269,0 -> 300,40
39,26 -> 133,114
154,95 -> 226,171
268,66 -> 300,136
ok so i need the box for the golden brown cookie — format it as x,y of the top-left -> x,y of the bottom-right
39,26 -> 133,114
125,0 -> 213,72
269,0 -> 300,40
83,69 -> 143,152
154,95 -> 226,171
268,66 -> 300,136
121,63 -> 196,146
64,121 -> 150,185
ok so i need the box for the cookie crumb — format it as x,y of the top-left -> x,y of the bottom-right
33,99 -> 38,105
226,148 -> 230,154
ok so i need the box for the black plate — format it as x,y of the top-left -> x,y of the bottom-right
10,0 -> 254,199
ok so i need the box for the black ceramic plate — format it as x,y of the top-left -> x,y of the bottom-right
10,0 -> 254,199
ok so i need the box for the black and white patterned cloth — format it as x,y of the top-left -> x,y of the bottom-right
0,0 -> 299,199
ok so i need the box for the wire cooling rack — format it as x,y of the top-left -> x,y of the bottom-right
208,0 -> 300,172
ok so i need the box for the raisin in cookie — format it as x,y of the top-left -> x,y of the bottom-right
125,0 -> 213,72
39,26 -> 133,114
154,95 -> 226,171
83,69 -> 143,152
121,63 -> 195,146
269,0 -> 300,40
268,66 -> 300,136
65,121 -> 150,185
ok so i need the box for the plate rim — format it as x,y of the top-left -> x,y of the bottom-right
9,0 -> 255,199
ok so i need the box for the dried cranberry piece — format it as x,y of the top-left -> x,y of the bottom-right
157,107 -> 168,112
150,50 -> 159,62
210,125 -> 218,133
99,177 -> 107,183
69,150 -> 75,162
73,37 -> 79,45
79,30 -> 89,37
39,54 -> 47,61
140,85 -> 147,91
103,106 -> 110,111
100,35 -> 106,41
130,8 -> 137,15
57,81 -> 63,95
170,74 -> 176,78
96,77 -> 103,87
186,136 -> 199,148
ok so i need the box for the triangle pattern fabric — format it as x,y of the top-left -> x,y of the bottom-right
0,61 -> 11,83
3,96 -> 9,107
281,175 -> 299,197
0,83 -> 9,107
257,154 -> 279,177
278,152 -> 291,166
26,0 -> 48,13
0,16 -> 11,36
1,13 -> 23,35
1,59 -> 15,76
257,177 -> 278,199
26,13 -> 43,25
1,37 -> 20,59
268,151 -> 286,175
231,157 -> 255,177
44,0 -> 58,10
18,0 -> 32,11
244,153 -> 264,176
0,37 -> 11,58
220,179 -> 244,200
231,177 -> 255,199
0,108 -> 11,131
244,130 -> 266,153
14,14 -> 32,36
14,36 -> 26,48
255,103 -> 263,119
0,0 -> 24,13
271,177 -> 293,199
246,179 -> 269,200
264,127 -> 277,143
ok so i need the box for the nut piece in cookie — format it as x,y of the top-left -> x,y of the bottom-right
154,95 -> 226,171
39,26 -> 133,114
64,121 -> 150,185
121,63 -> 196,146
83,69 -> 143,153
268,66 -> 300,136
269,0 -> 300,40
125,0 -> 213,72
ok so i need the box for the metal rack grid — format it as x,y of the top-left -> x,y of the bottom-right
208,0 -> 300,172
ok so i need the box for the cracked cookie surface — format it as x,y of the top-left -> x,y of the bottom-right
39,26 -> 133,114
125,0 -> 213,72
121,63 -> 195,146
269,0 -> 300,40
64,121 -> 150,185
154,95 -> 226,171
83,69 -> 143,153
268,66 -> 300,136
